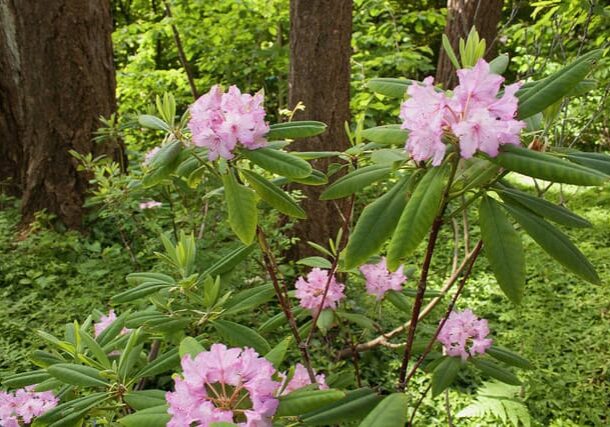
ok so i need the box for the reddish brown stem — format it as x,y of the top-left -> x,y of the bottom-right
404,240 -> 483,385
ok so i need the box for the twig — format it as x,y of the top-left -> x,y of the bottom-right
397,158 -> 459,391
445,388 -> 454,427
304,195 -> 354,346
404,241 -> 483,384
257,227 -> 316,382
163,0 -> 198,100
336,240 -> 482,359
408,383 -> 432,426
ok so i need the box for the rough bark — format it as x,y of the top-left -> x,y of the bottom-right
0,0 -> 120,227
288,0 -> 352,258
436,0 -> 504,88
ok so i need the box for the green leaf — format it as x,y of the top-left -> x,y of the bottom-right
138,114 -> 170,131
142,140 -> 183,188
490,145 -> 607,186
301,388 -> 383,425
367,78 -> 412,98
479,196 -> 525,304
134,348 -> 180,379
336,312 -> 376,330
179,337 -> 205,358
36,392 -> 110,424
47,363 -> 109,387
126,272 -> 175,285
79,330 -> 111,369
297,256 -> 332,269
431,356 -> 462,397
517,50 -> 602,119
203,244 -> 255,277
361,125 -> 408,146
489,54 -> 509,74
289,169 -> 328,186
124,390 -> 168,410
264,337 -> 292,369
222,171 -> 258,245
567,152 -> 610,175
321,165 -> 392,200
472,358 -> 521,385
241,147 -> 313,178
97,311 -> 130,347
223,284 -> 275,315
495,185 -> 591,228
294,151 -> 342,160
503,203 -> 600,284
276,389 -> 346,417
385,290 -> 411,312
371,149 -> 407,165
213,320 -> 271,354
118,412 -> 171,427
3,370 -> 51,388
358,393 -> 409,427
487,346 -> 532,370
267,120 -> 327,140
242,169 -> 306,218
316,309 -> 335,334
112,282 -> 172,304
344,173 -> 414,269
387,166 -> 447,270
442,34 -> 461,70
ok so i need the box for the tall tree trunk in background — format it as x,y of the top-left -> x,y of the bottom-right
436,0 -> 504,88
0,0 -> 120,227
288,0 -> 352,258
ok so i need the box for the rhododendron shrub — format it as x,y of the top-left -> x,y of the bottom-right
2,30 -> 606,426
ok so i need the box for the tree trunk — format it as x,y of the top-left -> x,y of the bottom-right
0,0 -> 120,228
288,0 -> 352,259
436,0 -> 504,88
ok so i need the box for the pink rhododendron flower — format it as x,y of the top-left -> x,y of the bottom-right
359,257 -> 407,300
166,344 -> 280,427
143,146 -> 161,165
279,363 -> 328,395
295,268 -> 345,313
94,309 -> 131,338
139,200 -> 162,210
0,386 -> 58,426
437,309 -> 493,361
399,59 -> 525,165
188,85 -> 269,161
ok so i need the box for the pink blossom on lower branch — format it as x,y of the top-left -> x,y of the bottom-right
94,309 -> 131,338
437,309 -> 493,361
166,344 -> 280,427
359,257 -> 408,300
279,363 -> 328,395
295,268 -> 345,313
0,386 -> 58,426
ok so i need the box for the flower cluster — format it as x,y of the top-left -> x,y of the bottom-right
188,85 -> 269,161
279,363 -> 327,395
94,309 -> 131,338
437,309 -> 493,361
0,387 -> 58,426
139,200 -> 162,210
166,344 -> 280,427
400,59 -> 525,166
359,257 -> 407,300
143,146 -> 160,165
295,268 -> 345,313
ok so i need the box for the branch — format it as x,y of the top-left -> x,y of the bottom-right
335,241 -> 482,359
163,0 -> 199,100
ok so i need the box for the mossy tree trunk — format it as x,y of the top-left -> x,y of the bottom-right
288,0 -> 353,258
0,0 -> 122,227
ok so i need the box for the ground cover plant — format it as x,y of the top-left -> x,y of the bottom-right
1,22 -> 609,427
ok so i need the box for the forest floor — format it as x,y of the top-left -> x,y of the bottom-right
0,184 -> 608,426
